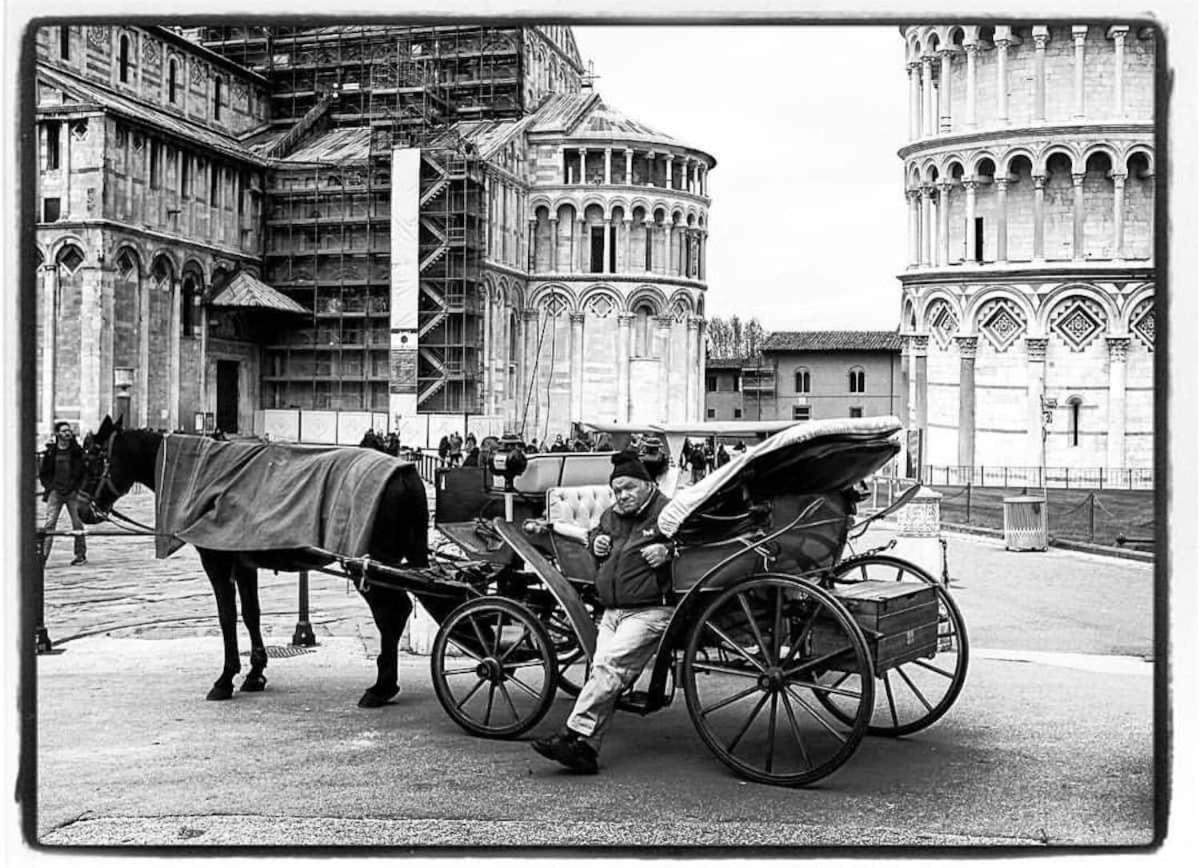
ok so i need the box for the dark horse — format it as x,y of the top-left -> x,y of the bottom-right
76,415 -> 429,708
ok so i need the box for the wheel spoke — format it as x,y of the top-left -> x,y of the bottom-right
497,624 -> 531,663
727,691 -> 771,755
699,682 -> 762,716
882,671 -> 899,728
689,661 -> 761,680
778,687 -> 813,768
447,636 -> 485,664
783,643 -> 854,678
441,665 -> 481,676
493,611 -> 505,657
785,685 -> 848,743
911,658 -> 956,679
779,606 -> 820,670
454,676 -> 486,710
736,592 -> 772,666
469,617 -> 490,658
496,680 -> 520,722
504,671 -> 545,700
484,682 -> 496,725
703,621 -> 768,673
772,587 -> 784,668
765,692 -> 779,774
894,664 -> 936,713
795,679 -> 863,700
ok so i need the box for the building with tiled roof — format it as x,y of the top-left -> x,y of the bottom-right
762,331 -> 903,352
32,22 -> 713,444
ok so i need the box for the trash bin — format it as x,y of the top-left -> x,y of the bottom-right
1003,495 -> 1048,551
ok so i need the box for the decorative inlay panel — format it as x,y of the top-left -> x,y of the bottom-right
977,298 -> 1027,353
585,295 -> 614,318
1130,299 -> 1154,351
1050,298 -> 1108,352
543,292 -> 569,318
928,300 -> 958,350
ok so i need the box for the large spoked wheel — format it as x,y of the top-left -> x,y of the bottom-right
431,597 -> 557,739
542,600 -> 594,697
817,554 -> 969,737
683,573 -> 876,787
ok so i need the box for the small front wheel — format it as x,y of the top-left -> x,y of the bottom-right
683,573 -> 875,787
431,597 -> 557,739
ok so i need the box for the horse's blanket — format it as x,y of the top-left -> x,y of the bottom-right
155,436 -> 409,559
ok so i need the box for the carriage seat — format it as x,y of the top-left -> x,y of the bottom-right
543,485 -> 613,584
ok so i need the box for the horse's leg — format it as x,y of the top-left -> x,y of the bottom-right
357,585 -> 412,708
199,548 -> 241,701
235,560 -> 268,692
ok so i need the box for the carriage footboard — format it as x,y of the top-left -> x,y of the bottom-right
809,581 -> 940,677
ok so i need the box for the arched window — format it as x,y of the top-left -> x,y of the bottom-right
1068,396 -> 1082,447
849,366 -> 865,394
794,367 -> 811,394
633,303 -> 653,357
168,59 -> 179,104
181,274 -> 198,337
213,76 -> 223,120
118,34 -> 131,83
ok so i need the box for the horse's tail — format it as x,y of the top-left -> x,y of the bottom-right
396,464 -> 430,568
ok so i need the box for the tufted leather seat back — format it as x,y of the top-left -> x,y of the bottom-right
545,485 -> 614,532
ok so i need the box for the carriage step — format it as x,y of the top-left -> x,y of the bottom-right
615,690 -> 671,715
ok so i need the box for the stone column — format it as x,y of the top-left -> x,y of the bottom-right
654,316 -> 672,422
964,178 -> 978,262
1106,337 -> 1129,467
920,186 -> 934,266
1109,25 -> 1129,118
168,279 -> 181,431
481,294 -> 493,414
956,336 -> 978,468
1111,171 -> 1127,259
40,264 -> 58,434
667,222 -> 676,275
938,48 -> 953,131
964,41 -> 978,127
643,219 -> 654,271
937,181 -> 951,266
622,218 -> 633,272
666,155 -> 674,189
907,189 -> 921,266
617,312 -> 633,422
1032,174 -> 1046,261
624,148 -> 633,185
1025,337 -> 1048,465
1033,26 -> 1049,121
695,318 -> 707,419
699,165 -> 707,197
521,309 -> 538,423
685,316 -> 699,421
908,61 -> 921,139
900,334 -> 913,433
576,217 -> 587,272
548,217 -> 559,271
569,312 -> 585,423
602,216 -> 612,272
1072,172 -> 1086,260
577,147 -> 587,183
995,31 -> 1011,123
1072,25 -> 1088,118
604,147 -> 612,185
912,335 -> 929,459
995,176 -> 1009,262
527,217 -> 538,272
921,55 -> 935,137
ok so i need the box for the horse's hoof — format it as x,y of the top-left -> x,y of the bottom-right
206,685 -> 234,701
240,676 -> 267,692
357,687 -> 397,708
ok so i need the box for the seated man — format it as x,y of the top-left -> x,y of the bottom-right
531,450 -> 674,775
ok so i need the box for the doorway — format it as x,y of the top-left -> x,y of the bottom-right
216,359 -> 239,433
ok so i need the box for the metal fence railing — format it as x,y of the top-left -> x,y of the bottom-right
921,465 -> 1154,491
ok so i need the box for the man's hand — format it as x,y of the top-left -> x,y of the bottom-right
593,534 -> 612,557
641,543 -> 671,568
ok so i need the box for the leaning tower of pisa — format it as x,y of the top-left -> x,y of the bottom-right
898,24 -> 1155,478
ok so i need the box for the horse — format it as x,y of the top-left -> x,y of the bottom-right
76,415 -> 432,708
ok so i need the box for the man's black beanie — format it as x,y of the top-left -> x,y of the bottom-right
610,449 -> 652,483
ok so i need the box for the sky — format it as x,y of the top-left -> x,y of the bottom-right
572,25 -> 909,332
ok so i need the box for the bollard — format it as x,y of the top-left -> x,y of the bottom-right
891,486 -> 945,583
34,531 -> 53,654
291,570 -> 317,647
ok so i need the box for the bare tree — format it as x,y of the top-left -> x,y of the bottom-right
705,314 -> 766,359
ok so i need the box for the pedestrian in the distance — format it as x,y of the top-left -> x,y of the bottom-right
38,421 -> 88,566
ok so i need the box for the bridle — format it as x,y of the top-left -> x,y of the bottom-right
81,431 -> 156,533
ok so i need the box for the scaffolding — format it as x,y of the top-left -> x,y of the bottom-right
196,25 -> 510,413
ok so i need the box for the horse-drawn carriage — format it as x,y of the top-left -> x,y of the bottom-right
78,415 -> 966,787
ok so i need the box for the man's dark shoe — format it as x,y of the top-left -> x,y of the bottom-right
69,556 -> 87,566
531,731 -> 598,774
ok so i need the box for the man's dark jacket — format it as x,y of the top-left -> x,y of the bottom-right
587,488 -> 673,608
39,440 -> 85,499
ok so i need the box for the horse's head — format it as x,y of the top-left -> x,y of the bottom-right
77,414 -> 130,524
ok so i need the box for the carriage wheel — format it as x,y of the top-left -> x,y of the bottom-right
430,597 -> 557,739
816,555 -> 969,737
683,573 -> 875,787
543,602 -> 591,696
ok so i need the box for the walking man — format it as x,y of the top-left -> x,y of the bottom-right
39,421 -> 88,566
531,450 -> 674,774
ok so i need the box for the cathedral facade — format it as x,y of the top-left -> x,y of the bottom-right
898,23 -> 1155,475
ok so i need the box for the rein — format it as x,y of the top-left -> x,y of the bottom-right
82,431 -> 158,534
